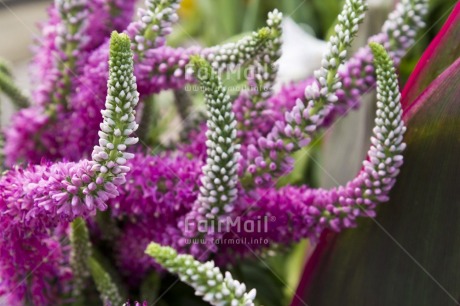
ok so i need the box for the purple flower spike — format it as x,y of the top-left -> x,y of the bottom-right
0,33 -> 139,304
127,0 -> 182,61
301,43 -> 406,237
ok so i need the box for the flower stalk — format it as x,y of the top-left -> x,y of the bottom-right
305,42 -> 406,235
53,0 -> 90,108
88,257 -> 123,306
189,56 -> 240,219
146,242 -> 257,306
128,0 -> 182,61
69,217 -> 92,295
245,0 -> 368,186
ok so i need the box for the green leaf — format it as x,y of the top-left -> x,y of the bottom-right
215,0 -> 244,37
293,57 -> 460,306
243,0 -> 261,32
231,260 -> 285,306
402,2 -> 460,107
140,272 -> 161,304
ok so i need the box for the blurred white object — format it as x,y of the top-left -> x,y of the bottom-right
0,1 -> 49,127
275,17 -> 327,89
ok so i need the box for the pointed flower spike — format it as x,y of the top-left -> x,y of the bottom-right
188,56 -> 240,219
91,31 -> 139,179
54,32 -> 139,219
70,217 -> 92,296
202,26 -> 272,72
0,59 -> 11,77
1,32 -> 139,222
306,0 -> 368,105
247,10 -> 283,103
53,0 -> 90,108
363,42 -> 406,187
135,26 -> 273,94
335,0 -> 429,119
252,9 -> 283,101
146,243 -> 257,306
0,71 -> 30,109
88,257 -> 123,306
307,42 -> 406,235
262,0 -> 428,136
245,0 -> 367,186
233,10 -> 283,144
383,0 -> 428,60
128,0 -> 181,60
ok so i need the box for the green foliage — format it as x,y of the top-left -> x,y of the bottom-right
399,0 -> 457,84
231,260 -> 285,306
95,210 -> 120,242
403,2 -> 460,106
140,272 -> 162,304
176,0 -> 341,46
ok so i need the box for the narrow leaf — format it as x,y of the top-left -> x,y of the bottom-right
402,2 -> 460,107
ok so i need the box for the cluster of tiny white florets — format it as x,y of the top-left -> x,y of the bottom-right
191,57 -> 240,219
202,27 -> 272,72
305,0 -> 367,104
54,0 -> 90,104
290,0 -> 367,134
131,0 -> 181,59
313,43 -> 407,232
382,0 -> 428,61
146,243 -> 257,306
91,32 -> 139,183
11,33 -> 140,220
249,9 -> 283,101
55,0 -> 90,51
245,0 -> 368,186
284,0 -> 368,137
234,10 -> 282,142
363,43 -> 406,194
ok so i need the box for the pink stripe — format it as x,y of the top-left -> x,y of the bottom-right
402,2 -> 460,108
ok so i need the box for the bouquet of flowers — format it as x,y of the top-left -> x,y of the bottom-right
2,0 -> 451,305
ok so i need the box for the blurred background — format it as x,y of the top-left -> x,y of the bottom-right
0,0 -> 454,121
0,0 -> 457,304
